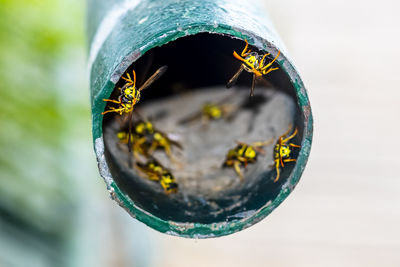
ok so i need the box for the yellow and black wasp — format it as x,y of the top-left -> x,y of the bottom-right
136,158 -> 178,194
227,39 -> 280,96
273,126 -> 301,182
103,66 -> 167,152
118,120 -> 182,161
223,139 -> 272,181
178,95 -> 236,126
102,66 -> 167,116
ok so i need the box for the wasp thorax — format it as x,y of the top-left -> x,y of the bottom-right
243,52 -> 261,72
280,146 -> 291,157
202,103 -> 222,119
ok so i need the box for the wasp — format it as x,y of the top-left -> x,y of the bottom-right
102,66 -> 167,116
136,159 -> 178,194
223,139 -> 273,181
227,39 -> 280,96
178,95 -> 236,125
118,120 -> 182,161
103,66 -> 167,153
116,119 -> 154,145
273,126 -> 301,182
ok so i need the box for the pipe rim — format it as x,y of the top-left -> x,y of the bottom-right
93,25 -> 313,238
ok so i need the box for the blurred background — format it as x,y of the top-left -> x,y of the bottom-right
0,0 -> 399,266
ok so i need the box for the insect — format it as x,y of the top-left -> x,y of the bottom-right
118,120 -> 182,161
116,120 -> 154,146
136,159 -> 178,194
178,95 -> 236,125
103,66 -> 167,153
273,126 -> 301,182
226,39 -> 280,96
223,139 -> 272,181
102,66 -> 167,116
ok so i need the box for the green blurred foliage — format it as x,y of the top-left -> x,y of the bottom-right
0,1 -> 96,266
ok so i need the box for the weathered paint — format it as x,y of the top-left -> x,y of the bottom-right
88,0 -> 313,238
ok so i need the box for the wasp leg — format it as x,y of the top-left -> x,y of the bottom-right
163,144 -> 183,167
241,39 -> 249,57
279,146 -> 285,168
147,142 -> 159,156
280,124 -> 293,138
261,50 -> 281,72
102,107 -> 125,115
159,145 -> 174,161
236,156 -> 248,167
233,160 -> 244,182
136,168 -> 160,182
251,66 -> 263,77
259,52 -> 271,68
122,71 -> 135,86
282,128 -> 298,143
232,51 -> 247,65
102,109 -> 116,115
274,159 -> 281,182
103,99 -> 121,104
260,53 -> 268,67
132,70 -> 136,85
148,174 -> 160,181
143,172 -> 160,181
283,159 -> 296,163
289,143 -> 301,148
159,180 -> 169,194
262,67 -> 279,75
148,142 -> 176,164
132,137 -> 147,161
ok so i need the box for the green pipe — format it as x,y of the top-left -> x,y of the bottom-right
88,0 -> 313,238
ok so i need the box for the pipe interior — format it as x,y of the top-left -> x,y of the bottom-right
102,33 -> 304,224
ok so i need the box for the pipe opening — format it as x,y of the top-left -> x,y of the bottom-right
102,33 -> 303,224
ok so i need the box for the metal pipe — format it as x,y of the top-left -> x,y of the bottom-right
88,0 -> 313,238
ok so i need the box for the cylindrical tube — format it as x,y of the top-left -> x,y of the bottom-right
88,0 -> 313,238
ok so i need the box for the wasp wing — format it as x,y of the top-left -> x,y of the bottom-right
250,74 -> 256,97
177,111 -> 202,125
226,65 -> 244,88
138,65 -> 168,92
156,130 -> 183,150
